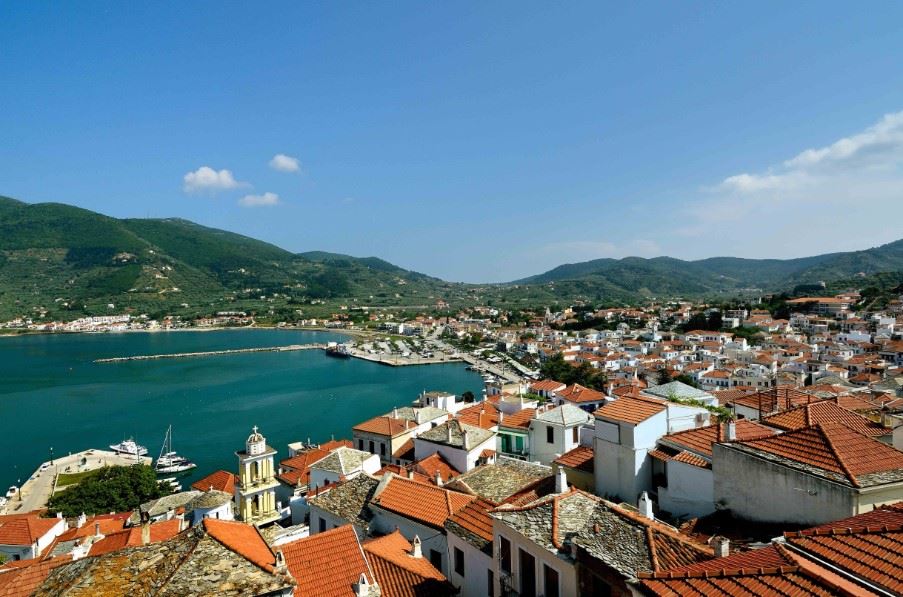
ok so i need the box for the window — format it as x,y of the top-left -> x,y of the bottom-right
499,536 -> 511,574
318,517 -> 326,533
519,549 -> 536,596
380,443 -> 386,456
546,426 -> 554,444
487,569 -> 494,597
544,564 -> 559,597
572,426 -> 579,443
429,549 -> 443,571
454,546 -> 464,576
358,439 -> 364,450
369,440 -> 375,454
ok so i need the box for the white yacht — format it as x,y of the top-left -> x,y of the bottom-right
154,425 -> 197,474
5,485 -> 17,499
109,438 -> 148,457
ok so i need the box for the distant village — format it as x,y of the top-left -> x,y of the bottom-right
3,287 -> 903,596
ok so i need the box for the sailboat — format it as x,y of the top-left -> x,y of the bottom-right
154,425 -> 197,474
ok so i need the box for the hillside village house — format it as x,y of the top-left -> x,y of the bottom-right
552,383 -> 607,412
0,512 -> 67,561
352,406 -> 447,464
593,394 -> 711,503
496,408 -> 536,459
528,404 -> 593,466
713,421 -> 903,525
413,418 -> 497,473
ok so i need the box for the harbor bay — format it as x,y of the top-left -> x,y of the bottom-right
0,329 -> 484,492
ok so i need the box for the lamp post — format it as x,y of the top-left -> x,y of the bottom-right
49,446 -> 54,466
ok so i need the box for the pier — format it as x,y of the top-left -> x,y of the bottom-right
94,344 -> 326,363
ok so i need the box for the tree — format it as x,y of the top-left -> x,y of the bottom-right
539,353 -> 607,391
656,368 -> 672,386
462,391 -> 475,403
47,465 -> 170,517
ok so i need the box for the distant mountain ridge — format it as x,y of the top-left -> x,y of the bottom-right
513,240 -> 903,296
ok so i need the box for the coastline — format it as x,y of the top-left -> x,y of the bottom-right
0,325 -> 368,341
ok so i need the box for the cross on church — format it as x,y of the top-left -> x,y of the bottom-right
252,425 -> 259,435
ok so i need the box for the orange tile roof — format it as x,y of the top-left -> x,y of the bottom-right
662,421 -> 777,458
554,446 -> 594,472
371,475 -> 475,529
734,422 -> 903,487
280,524 -> 374,597
640,543 -> 867,596
353,415 -> 417,437
363,531 -> 452,597
277,447 -> 331,486
729,387 -> 821,414
410,453 -> 461,483
594,395 -> 666,424
445,497 -> 496,543
530,380 -> 566,392
0,556 -> 72,597
455,402 -> 500,430
87,519 -> 183,557
498,408 -> 535,429
191,470 -> 239,493
0,515 -> 60,546
557,384 -> 606,404
204,518 -> 275,572
761,400 -> 889,438
670,451 -> 711,469
803,502 -> 903,533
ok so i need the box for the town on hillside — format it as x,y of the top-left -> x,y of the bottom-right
2,288 -> 903,596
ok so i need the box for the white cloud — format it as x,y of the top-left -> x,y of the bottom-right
269,154 -> 301,173
183,166 -> 246,194
238,192 -> 280,207
673,110 -> 903,256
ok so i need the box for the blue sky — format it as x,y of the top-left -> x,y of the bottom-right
3,3 -> 903,282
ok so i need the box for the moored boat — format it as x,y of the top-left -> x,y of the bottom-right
325,343 -> 351,358
110,438 -> 148,457
154,425 -> 197,474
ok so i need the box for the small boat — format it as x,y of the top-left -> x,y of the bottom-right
6,485 -> 18,499
325,344 -> 351,359
110,438 -> 148,457
154,425 -> 197,474
158,477 -> 182,492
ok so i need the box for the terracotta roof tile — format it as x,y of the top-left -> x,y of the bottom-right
410,453 -> 461,483
363,531 -> 453,597
280,525 -> 374,597
761,400 -> 889,438
498,408 -> 536,429
455,402 -> 500,430
594,395 -> 666,424
557,384 -> 606,404
662,420 -> 776,458
554,446 -> 594,472
204,518 -> 275,572
371,475 -> 475,529
445,498 -> 496,547
0,515 -> 60,546
353,416 -> 417,437
190,470 -> 239,494
0,556 -> 72,597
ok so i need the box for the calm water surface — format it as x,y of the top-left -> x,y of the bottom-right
0,330 -> 482,488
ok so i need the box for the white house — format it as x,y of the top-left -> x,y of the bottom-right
0,512 -> 67,561
528,404 -> 593,466
414,419 -> 496,473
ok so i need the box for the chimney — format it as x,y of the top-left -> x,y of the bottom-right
555,467 -> 568,493
275,549 -> 287,572
407,469 -> 415,480
463,429 -> 470,451
447,424 -> 453,444
393,407 -> 399,419
434,470 -> 443,487
77,512 -> 87,528
353,573 -> 372,597
638,491 -> 654,520
141,522 -> 151,545
714,537 -> 730,558
94,522 -> 101,538
724,420 -> 737,441
410,535 -> 423,558
498,411 -> 504,423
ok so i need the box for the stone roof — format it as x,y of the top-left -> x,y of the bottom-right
308,475 -> 379,532
140,490 -> 202,518
416,419 -> 494,450
643,381 -> 714,401
444,458 -> 552,503
492,490 -> 601,554
312,447 -> 375,476
444,498 -> 496,553
394,405 -> 449,423
534,404 -> 593,426
187,489 -> 232,511
34,521 -> 294,596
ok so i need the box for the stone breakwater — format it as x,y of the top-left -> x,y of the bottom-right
94,344 -> 326,363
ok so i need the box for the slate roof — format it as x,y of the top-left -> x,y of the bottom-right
370,475 -> 475,529
534,403 -> 593,426
444,458 -> 552,503
34,520 -> 294,596
492,490 -> 602,554
726,421 -> 903,488
363,531 -> 454,597
643,381 -> 713,401
280,524 -> 377,597
312,447 -> 376,476
554,446 -> 594,473
444,498 -> 496,553
416,419 -> 494,450
187,489 -> 232,510
308,475 -> 380,533
140,490 -> 202,518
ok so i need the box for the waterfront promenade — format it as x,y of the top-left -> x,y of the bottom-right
1,449 -> 151,515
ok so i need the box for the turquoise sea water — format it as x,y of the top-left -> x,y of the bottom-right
0,330 -> 483,489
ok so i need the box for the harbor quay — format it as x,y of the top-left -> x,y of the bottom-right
1,449 -> 151,515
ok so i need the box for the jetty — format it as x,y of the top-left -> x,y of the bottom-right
94,344 -> 326,363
